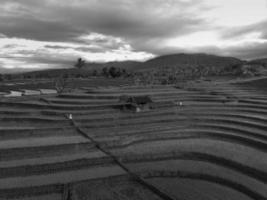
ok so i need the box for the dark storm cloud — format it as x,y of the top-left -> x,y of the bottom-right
229,42 -> 267,60
0,0 -> 212,67
75,47 -> 107,53
221,20 -> 267,40
185,42 -> 267,60
3,44 -> 24,49
0,16 -> 83,42
0,0 -> 208,44
1,0 -> 267,70
214,20 -> 267,59
44,45 -> 71,50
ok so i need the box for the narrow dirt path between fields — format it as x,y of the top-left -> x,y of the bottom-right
65,114 -> 177,200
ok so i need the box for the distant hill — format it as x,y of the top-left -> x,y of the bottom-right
84,61 -> 141,71
4,53 -> 248,79
248,58 -> 267,66
135,53 -> 243,71
8,61 -> 141,79
0,67 -> 35,74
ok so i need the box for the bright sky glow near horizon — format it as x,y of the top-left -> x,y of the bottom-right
0,0 -> 267,72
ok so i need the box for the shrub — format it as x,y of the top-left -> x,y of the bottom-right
54,75 -> 68,93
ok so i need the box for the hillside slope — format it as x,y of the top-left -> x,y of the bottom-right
135,53 -> 243,71
4,53 -> 246,79
249,58 -> 267,66
84,61 -> 141,71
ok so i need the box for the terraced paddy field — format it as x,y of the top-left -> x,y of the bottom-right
0,77 -> 132,93
0,77 -> 267,200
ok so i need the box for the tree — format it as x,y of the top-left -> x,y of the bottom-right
74,58 -> 85,69
92,70 -> 98,76
54,75 -> 68,93
109,66 -> 118,78
121,69 -> 127,77
5,74 -> 12,81
102,67 -> 109,77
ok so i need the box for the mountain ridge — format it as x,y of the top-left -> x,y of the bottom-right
0,53 -> 253,76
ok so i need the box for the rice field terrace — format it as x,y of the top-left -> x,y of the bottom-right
0,77 -> 267,200
0,77 -> 133,93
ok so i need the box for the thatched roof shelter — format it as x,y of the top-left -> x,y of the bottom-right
119,95 -> 153,112
119,95 -> 153,105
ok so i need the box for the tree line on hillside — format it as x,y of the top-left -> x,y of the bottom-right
0,74 -> 12,81
0,58 -> 131,81
0,67 -> 129,82
74,58 -> 130,78
0,58 -> 264,83
131,63 -> 265,85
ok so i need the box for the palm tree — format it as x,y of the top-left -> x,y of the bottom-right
74,58 -> 85,69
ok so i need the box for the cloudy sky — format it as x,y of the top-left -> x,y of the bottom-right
0,0 -> 267,72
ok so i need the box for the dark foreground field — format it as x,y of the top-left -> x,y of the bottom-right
0,77 -> 267,200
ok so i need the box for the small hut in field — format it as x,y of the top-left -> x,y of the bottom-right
119,95 -> 153,112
